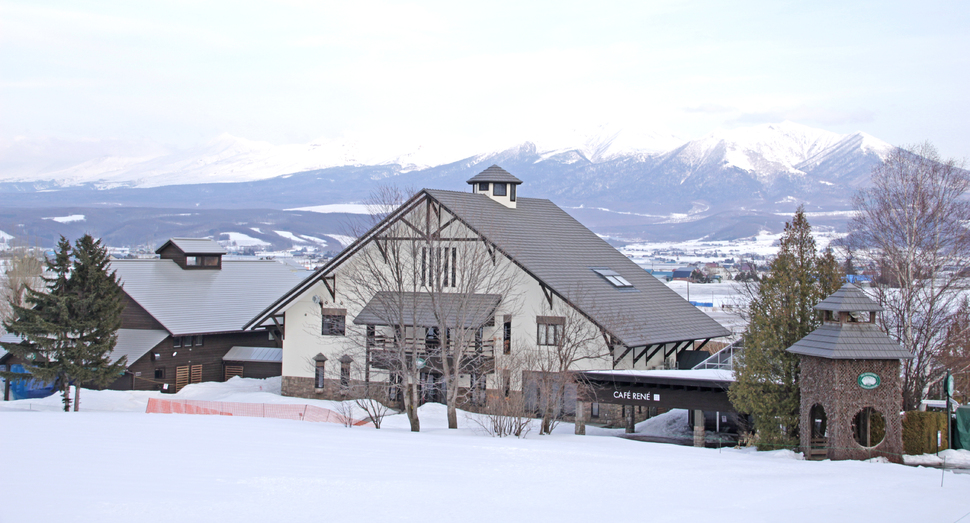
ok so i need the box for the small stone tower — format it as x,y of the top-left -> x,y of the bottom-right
466,165 -> 523,209
786,283 -> 913,462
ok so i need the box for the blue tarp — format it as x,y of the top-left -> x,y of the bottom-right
7,364 -> 58,400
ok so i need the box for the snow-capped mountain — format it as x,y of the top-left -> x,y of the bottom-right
0,121 -> 898,245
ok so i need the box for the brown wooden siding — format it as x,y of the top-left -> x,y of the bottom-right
116,330 -> 278,391
119,293 -> 166,330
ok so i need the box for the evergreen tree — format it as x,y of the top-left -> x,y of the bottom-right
1,235 -> 125,411
728,208 -> 842,448
62,235 -> 127,411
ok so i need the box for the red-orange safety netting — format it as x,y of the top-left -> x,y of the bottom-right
146,397 -> 373,427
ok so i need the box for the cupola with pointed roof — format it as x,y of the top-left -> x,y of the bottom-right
466,165 -> 523,209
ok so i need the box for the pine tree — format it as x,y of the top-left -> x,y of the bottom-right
728,208 -> 843,448
1,235 -> 126,411
62,235 -> 127,411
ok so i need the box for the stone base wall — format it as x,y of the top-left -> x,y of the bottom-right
799,356 -> 904,463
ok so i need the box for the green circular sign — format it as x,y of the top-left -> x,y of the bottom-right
858,372 -> 881,390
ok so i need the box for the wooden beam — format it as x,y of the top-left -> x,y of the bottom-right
633,344 -> 658,366
642,344 -> 664,365
614,345 -> 634,367
539,283 -> 554,308
323,275 -> 336,301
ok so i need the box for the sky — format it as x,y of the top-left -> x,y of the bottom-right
1,0 -> 968,167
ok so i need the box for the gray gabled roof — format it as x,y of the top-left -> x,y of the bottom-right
786,323 -> 913,360
425,190 -> 729,347
353,291 -> 501,329
112,329 -> 170,364
223,346 -> 282,363
156,238 -> 227,255
466,165 -> 523,185
814,283 -> 883,312
247,186 -> 729,347
111,259 -> 307,336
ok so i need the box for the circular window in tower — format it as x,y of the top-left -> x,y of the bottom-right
851,407 -> 886,448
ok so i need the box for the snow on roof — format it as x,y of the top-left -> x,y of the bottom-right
156,238 -> 227,255
112,329 -> 170,364
223,346 -> 283,363
111,259 -> 307,336
584,368 -> 735,382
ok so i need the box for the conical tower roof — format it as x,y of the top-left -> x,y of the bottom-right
813,283 -> 883,313
466,165 -> 523,185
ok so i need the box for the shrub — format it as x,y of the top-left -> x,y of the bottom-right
902,411 -> 949,455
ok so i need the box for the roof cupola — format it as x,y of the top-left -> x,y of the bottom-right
466,165 -> 522,209
156,238 -> 227,270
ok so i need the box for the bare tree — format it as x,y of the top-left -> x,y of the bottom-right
340,186 -> 523,430
525,288 -> 612,435
843,142 -> 970,410
0,243 -> 45,326
468,351 -> 533,438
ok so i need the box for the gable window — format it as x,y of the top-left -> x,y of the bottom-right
421,247 -> 457,288
592,268 -> 634,288
478,182 -> 489,192
503,315 -> 512,355
321,308 -> 347,336
536,316 -> 565,346
493,183 -> 507,196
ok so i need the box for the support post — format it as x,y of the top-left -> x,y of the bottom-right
625,405 -> 635,434
693,409 -> 706,447
575,400 -> 586,436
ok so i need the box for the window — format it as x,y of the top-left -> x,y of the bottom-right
340,357 -> 352,389
195,335 -> 203,347
503,315 -> 512,355
510,184 -> 516,202
154,368 -> 166,380
592,268 -> 634,288
315,362 -> 326,389
591,402 -> 600,418
478,182 -> 489,192
203,256 -> 219,267
183,336 -> 193,347
421,247 -> 457,288
536,316 -> 565,346
173,337 -> 181,348
493,183 -> 507,196
322,314 -> 346,336
185,256 -> 199,266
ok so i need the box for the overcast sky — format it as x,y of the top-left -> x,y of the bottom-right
2,0 -> 968,160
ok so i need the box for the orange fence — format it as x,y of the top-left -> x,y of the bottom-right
146,397 -> 373,427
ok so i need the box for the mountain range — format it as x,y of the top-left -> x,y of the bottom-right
0,121 -> 891,249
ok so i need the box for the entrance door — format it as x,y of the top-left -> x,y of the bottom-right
175,366 -> 189,392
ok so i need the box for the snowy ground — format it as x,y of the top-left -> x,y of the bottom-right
2,378 -> 969,522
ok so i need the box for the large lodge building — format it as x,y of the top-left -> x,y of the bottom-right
244,166 -> 730,417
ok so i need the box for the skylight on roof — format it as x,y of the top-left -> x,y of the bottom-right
592,268 -> 634,288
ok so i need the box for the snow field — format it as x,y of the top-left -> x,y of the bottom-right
1,378 -> 968,522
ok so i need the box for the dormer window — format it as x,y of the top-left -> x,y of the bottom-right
592,268 -> 634,288
156,238 -> 226,270
493,183 -> 507,196
478,182 -> 489,192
